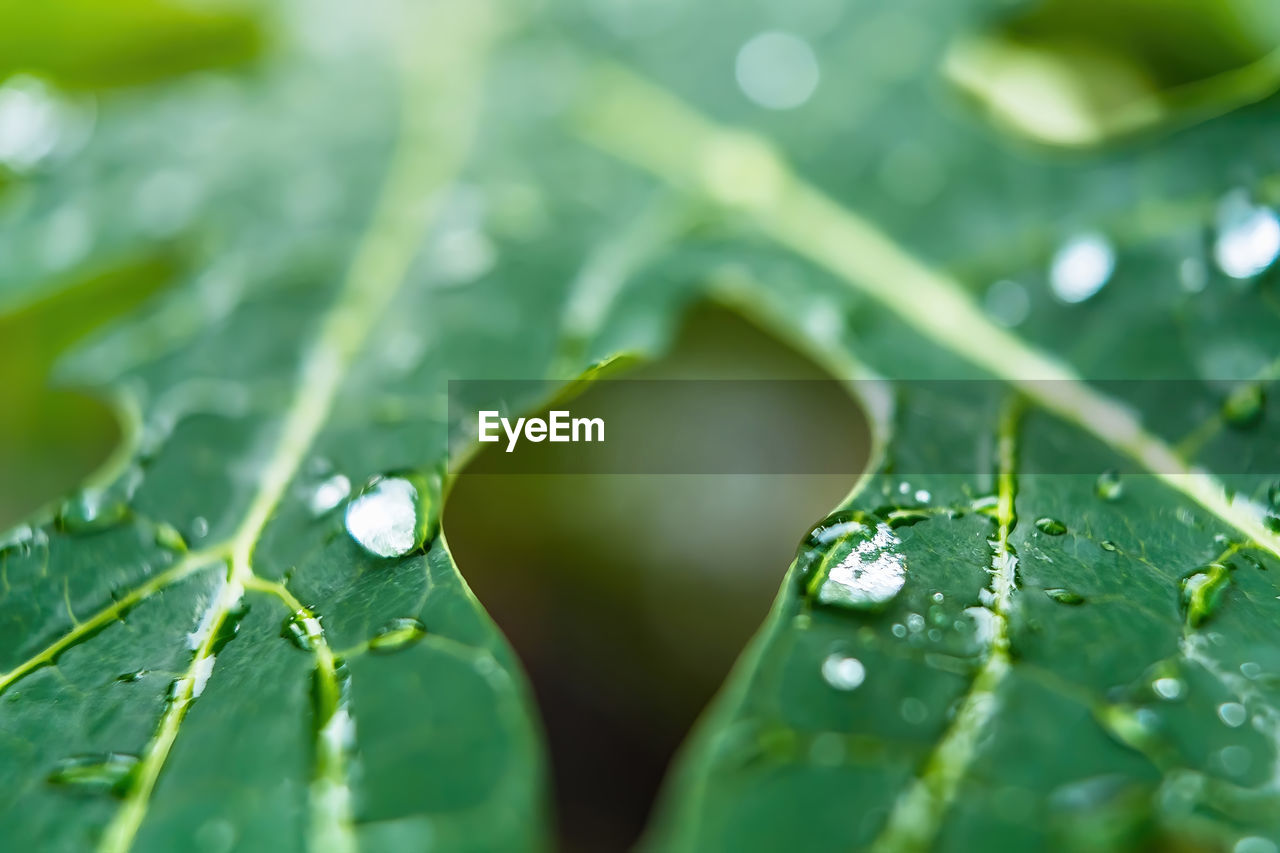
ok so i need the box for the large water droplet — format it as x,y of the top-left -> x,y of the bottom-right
344,474 -> 435,558
1214,190 -> 1280,280
47,753 -> 138,796
1049,233 -> 1114,303
1034,517 -> 1067,535
796,510 -> 907,611
368,617 -> 427,654
735,31 -> 821,110
1181,561 -> 1233,627
820,653 -> 866,691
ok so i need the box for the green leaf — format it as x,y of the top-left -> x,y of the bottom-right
2,0 -> 1280,850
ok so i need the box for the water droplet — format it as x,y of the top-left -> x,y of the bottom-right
1236,837 -> 1279,853
1094,470 -> 1123,501
1213,189 -> 1280,280
1217,701 -> 1247,728
1151,676 -> 1184,701
735,31 -> 820,110
984,279 -> 1030,327
820,654 -> 866,691
891,622 -> 907,638
1049,232 -> 1114,304
796,510 -> 907,611
914,489 -> 931,504
1241,662 -> 1263,679
1222,384 -> 1265,430
1217,744 -> 1252,776
190,516 -> 210,540
281,609 -> 323,652
1044,587 -> 1085,605
56,489 -> 129,533
970,494 -> 999,519
368,617 -> 427,654
307,474 -> 351,517
906,612 -> 925,633
47,753 -> 138,796
153,522 -> 188,553
344,474 -> 436,559
1034,517 -> 1067,535
1099,539 -> 1118,552
1181,561 -> 1233,627
0,76 -> 67,171
900,696 -> 928,725
1179,256 -> 1207,293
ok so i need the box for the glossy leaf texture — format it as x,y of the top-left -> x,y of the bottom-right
2,0 -> 1280,851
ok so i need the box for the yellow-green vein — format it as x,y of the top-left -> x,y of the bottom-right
869,398 -> 1021,852
572,64 -> 1280,561
95,2 -> 504,849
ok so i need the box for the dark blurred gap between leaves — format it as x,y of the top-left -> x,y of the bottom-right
444,303 -> 870,851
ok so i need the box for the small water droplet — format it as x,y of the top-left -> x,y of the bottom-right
820,654 -> 866,691
190,516 -> 210,540
1049,232 -> 1114,304
900,696 -> 928,725
891,623 -> 907,638
56,490 -> 129,533
1094,470 -> 1123,501
47,753 -> 138,796
735,31 -> 820,110
906,612 -> 926,633
0,76 -> 68,171
344,473 -> 437,559
1034,517 -> 1067,535
984,279 -> 1030,327
368,617 -> 427,654
1217,744 -> 1252,776
1044,587 -> 1085,605
970,494 -> 999,518
281,609 -> 323,652
306,473 -> 351,517
1241,662 -> 1263,679
1222,384 -> 1265,430
1151,676 -> 1184,701
796,510 -> 907,611
1217,701 -> 1247,728
1099,539 -> 1118,552
1181,561 -> 1233,627
1213,189 -> 1280,280
153,522 -> 188,553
